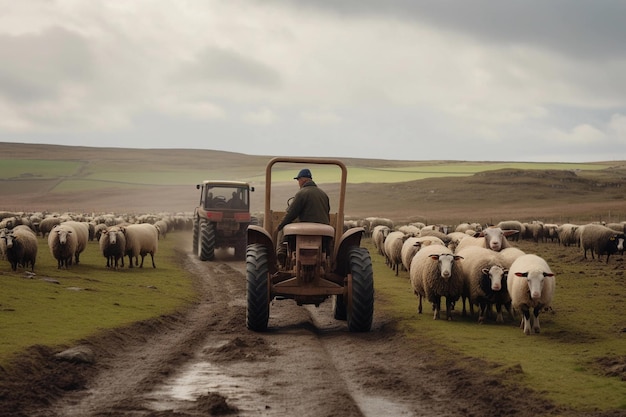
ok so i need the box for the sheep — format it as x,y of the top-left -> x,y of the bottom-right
383,231 -> 408,275
579,223 -> 625,263
507,254 -> 556,335
372,225 -> 391,256
457,246 -> 511,323
99,225 -> 126,269
154,219 -> 169,239
93,223 -> 108,242
557,223 -> 579,247
409,244 -> 464,321
1,228 -> 38,271
495,220 -> 523,241
62,221 -> 89,265
38,216 -> 62,237
48,224 -> 78,269
543,223 -> 559,243
481,226 -> 518,251
498,247 -> 526,269
401,236 -> 446,273
122,223 -> 158,268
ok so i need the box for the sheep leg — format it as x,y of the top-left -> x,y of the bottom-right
495,303 -> 504,323
417,294 -> 423,314
521,310 -> 532,335
477,302 -> 487,323
532,307 -> 541,333
445,298 -> 454,321
432,297 -> 441,320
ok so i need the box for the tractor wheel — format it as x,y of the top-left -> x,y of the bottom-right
198,220 -> 215,261
246,244 -> 270,331
332,295 -> 347,321
192,219 -> 199,253
347,247 -> 374,332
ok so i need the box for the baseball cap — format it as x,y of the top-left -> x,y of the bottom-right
294,168 -> 312,179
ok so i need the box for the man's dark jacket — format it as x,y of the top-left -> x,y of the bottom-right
278,180 -> 330,230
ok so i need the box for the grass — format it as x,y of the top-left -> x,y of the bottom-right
0,232 -> 197,366
0,160 -> 83,180
366,238 -> 626,411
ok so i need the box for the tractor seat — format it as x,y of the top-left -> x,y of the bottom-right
283,222 -> 334,237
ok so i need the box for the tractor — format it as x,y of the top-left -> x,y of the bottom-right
246,157 -> 374,332
193,180 -> 254,261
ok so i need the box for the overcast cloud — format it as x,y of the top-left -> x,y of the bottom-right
1,0 -> 625,162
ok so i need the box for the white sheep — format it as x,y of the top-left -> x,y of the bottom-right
48,224 -> 78,269
456,246 -> 511,323
579,223 -> 625,263
383,231 -> 408,275
498,247 -> 526,269
154,219 -> 169,239
409,244 -> 464,321
122,223 -> 158,268
2,228 -> 38,271
372,225 -> 391,256
63,221 -> 89,265
557,223 -> 579,247
99,225 -> 126,269
401,236 -> 446,273
495,220 -> 524,241
507,254 -> 556,335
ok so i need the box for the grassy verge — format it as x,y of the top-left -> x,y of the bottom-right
0,231 -> 197,366
366,238 -> 626,412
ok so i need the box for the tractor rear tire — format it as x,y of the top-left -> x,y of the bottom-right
198,220 -> 215,261
347,247 -> 374,332
246,244 -> 270,331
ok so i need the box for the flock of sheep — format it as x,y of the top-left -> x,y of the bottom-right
0,211 -> 189,272
359,217 -> 625,335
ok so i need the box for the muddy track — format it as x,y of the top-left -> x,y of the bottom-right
11,245 -> 569,417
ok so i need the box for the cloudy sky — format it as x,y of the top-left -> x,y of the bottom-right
2,1 -> 626,162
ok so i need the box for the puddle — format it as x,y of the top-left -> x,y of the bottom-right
354,392 -> 415,417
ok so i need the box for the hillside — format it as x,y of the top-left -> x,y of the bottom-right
1,142 -> 625,225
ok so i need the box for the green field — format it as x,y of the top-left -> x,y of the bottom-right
0,233 -> 196,363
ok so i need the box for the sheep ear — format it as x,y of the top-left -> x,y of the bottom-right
514,272 -> 528,277
503,230 -> 519,236
481,268 -> 490,275
429,255 -> 440,260
454,255 -> 463,260
543,272 -> 555,277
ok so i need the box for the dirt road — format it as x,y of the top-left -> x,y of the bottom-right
6,243 -> 565,417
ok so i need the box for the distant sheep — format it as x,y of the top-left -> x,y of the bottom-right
2,228 -> 38,271
99,225 -> 126,269
457,246 -> 511,323
409,244 -> 464,321
557,223 -> 579,247
495,221 -> 523,241
507,254 -> 556,335
579,223 -> 625,263
63,221 -> 89,265
123,223 -> 158,268
48,224 -> 78,269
